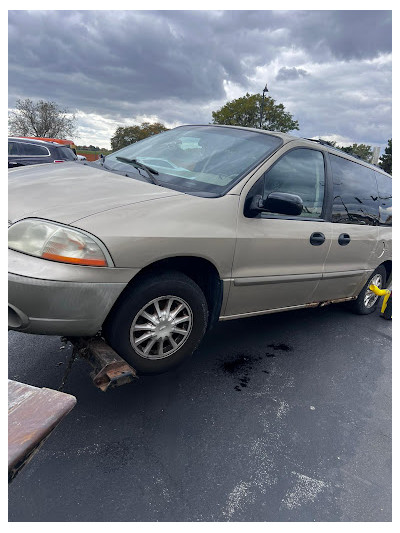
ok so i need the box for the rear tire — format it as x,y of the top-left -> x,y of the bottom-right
350,265 -> 386,315
103,271 -> 208,374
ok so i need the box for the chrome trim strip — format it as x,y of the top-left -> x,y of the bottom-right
234,269 -> 370,287
233,273 -> 322,286
8,154 -> 51,158
322,269 -> 370,279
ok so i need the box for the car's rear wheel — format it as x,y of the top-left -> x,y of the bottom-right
350,265 -> 387,315
103,271 -> 208,374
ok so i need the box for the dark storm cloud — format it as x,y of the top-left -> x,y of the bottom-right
8,10 -> 392,147
9,10 -> 246,112
276,67 -> 309,81
8,10 -> 391,112
274,10 -> 392,61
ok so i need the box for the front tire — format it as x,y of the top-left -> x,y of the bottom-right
350,265 -> 387,315
103,271 -> 208,374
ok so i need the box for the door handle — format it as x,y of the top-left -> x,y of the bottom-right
310,232 -> 325,246
338,233 -> 351,246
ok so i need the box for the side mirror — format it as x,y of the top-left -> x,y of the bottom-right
245,191 -> 304,218
262,192 -> 303,216
247,192 -> 304,217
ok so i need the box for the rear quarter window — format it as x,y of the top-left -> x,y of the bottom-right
375,171 -> 392,226
329,154 -> 379,225
56,146 -> 77,161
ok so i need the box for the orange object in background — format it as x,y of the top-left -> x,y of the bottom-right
78,152 -> 101,161
22,137 -> 76,150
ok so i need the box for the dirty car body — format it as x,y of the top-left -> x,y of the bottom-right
8,125 -> 392,374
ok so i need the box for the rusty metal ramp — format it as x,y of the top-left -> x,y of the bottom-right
8,380 -> 76,482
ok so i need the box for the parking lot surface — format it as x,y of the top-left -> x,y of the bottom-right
9,304 -> 391,521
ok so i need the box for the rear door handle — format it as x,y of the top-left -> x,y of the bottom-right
310,232 -> 326,246
338,233 -> 351,246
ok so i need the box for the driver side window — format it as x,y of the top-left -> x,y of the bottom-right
263,148 -> 325,218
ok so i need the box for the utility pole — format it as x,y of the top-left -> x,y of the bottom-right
259,83 -> 269,128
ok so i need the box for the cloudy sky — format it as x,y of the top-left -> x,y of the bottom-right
8,9 -> 392,150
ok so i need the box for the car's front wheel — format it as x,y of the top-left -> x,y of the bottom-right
103,271 -> 208,374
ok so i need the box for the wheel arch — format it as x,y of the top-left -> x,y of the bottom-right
380,259 -> 392,287
104,256 -> 223,331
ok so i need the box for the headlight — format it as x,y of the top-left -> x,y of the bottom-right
8,218 -> 113,267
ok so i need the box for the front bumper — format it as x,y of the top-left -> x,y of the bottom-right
8,249 -> 139,336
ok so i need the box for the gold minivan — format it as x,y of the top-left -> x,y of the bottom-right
8,125 -> 392,373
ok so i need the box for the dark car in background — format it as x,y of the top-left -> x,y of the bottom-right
8,137 -> 77,168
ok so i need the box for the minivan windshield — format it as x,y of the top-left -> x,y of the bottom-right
103,126 -> 282,196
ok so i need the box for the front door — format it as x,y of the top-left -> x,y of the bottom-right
224,147 -> 332,318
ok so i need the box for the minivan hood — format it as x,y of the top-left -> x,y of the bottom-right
8,162 -> 183,224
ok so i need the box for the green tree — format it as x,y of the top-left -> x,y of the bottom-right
318,139 -> 377,163
379,139 -> 392,175
111,122 -> 169,151
211,92 -> 299,133
339,143 -> 373,163
8,98 -> 76,138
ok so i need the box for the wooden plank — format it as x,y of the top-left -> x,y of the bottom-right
8,380 -> 76,481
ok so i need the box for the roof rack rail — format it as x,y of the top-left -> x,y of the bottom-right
305,138 -> 388,171
305,138 -> 332,146
304,138 -> 368,161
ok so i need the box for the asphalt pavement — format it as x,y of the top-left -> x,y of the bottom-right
8,303 -> 391,522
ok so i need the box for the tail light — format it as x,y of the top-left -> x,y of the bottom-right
53,160 -> 65,163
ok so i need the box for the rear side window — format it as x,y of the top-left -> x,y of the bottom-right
8,142 -> 19,155
56,146 -> 76,161
263,148 -> 325,218
375,171 -> 392,226
329,154 -> 379,225
17,143 -> 50,157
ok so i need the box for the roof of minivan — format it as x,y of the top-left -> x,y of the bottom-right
187,125 -> 391,178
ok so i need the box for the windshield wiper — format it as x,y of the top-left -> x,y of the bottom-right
115,156 -> 160,185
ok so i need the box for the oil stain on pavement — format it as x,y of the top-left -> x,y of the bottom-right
219,342 -> 294,391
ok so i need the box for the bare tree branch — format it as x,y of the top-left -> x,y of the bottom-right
8,99 -> 77,139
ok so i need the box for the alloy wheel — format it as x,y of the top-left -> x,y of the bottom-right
364,274 -> 383,308
130,295 -> 193,360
